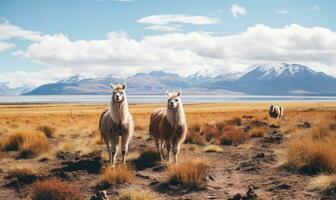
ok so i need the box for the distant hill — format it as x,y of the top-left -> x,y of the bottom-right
0,83 -> 32,95
24,63 -> 336,96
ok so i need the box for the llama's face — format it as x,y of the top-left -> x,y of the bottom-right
166,91 -> 181,110
111,83 -> 126,103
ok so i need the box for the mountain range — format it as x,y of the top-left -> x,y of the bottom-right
2,63 -> 336,96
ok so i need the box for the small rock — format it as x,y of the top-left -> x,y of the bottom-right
298,122 -> 311,129
276,183 -> 291,190
90,190 -> 109,200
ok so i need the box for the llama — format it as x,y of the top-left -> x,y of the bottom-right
149,90 -> 187,164
99,83 -> 134,165
269,105 -> 283,119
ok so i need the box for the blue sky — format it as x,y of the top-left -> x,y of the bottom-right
0,0 -> 336,87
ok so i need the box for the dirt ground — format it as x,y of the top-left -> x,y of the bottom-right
0,102 -> 335,200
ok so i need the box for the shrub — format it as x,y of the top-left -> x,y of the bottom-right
286,127 -> 336,174
31,179 -> 83,200
220,125 -> 249,145
36,125 -> 56,138
166,159 -> 209,188
0,130 -> 50,158
185,131 -> 206,145
250,126 -> 267,138
100,165 -> 135,186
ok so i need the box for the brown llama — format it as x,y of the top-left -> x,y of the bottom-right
269,104 -> 283,119
149,90 -> 187,164
99,83 -> 134,165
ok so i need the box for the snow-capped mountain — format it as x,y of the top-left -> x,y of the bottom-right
188,69 -> 242,84
24,63 -> 336,95
57,74 -> 94,84
0,82 -> 32,95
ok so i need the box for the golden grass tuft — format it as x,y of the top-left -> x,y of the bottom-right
31,179 -> 84,200
36,125 -> 56,138
100,165 -> 135,186
118,189 -> 159,200
285,126 -> 336,174
203,145 -> 223,153
309,174 -> 336,195
166,159 -> 210,188
0,130 -> 51,158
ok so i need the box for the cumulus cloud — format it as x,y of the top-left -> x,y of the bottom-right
0,24 -> 336,85
0,42 -> 15,52
231,4 -> 246,18
137,14 -> 220,32
0,22 -> 42,52
4,23 -> 336,87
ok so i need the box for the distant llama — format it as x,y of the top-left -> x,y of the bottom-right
269,105 -> 283,119
99,83 -> 134,165
149,90 -> 187,164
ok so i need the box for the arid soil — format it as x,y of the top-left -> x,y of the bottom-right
0,103 -> 335,200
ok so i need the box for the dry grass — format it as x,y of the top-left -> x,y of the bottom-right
7,167 -> 42,183
249,126 -> 267,138
166,159 -> 210,188
203,145 -> 223,153
36,125 -> 56,138
118,189 -> 159,200
219,125 -> 249,145
285,126 -> 336,174
100,165 -> 135,186
0,130 -> 51,158
309,174 -> 336,195
31,179 -> 84,200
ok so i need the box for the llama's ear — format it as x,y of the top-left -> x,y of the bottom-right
110,83 -> 114,89
122,83 -> 127,90
166,91 -> 169,96
177,90 -> 181,96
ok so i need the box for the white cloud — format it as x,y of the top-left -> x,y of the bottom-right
4,23 -> 336,87
137,14 -> 220,32
144,25 -> 182,32
276,9 -> 288,14
0,67 -> 73,88
0,22 -> 42,52
312,5 -> 320,10
231,4 -> 246,18
137,14 -> 220,25
0,42 -> 15,52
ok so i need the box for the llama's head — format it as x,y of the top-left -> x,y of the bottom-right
110,83 -> 127,103
166,90 -> 182,110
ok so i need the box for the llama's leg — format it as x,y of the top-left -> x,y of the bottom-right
105,137 -> 111,163
166,141 -> 171,163
110,135 -> 119,165
160,140 -> 165,160
155,139 -> 163,160
172,140 -> 181,164
121,134 -> 130,164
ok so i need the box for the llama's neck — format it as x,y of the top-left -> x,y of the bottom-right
110,97 -> 129,124
166,103 -> 186,127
